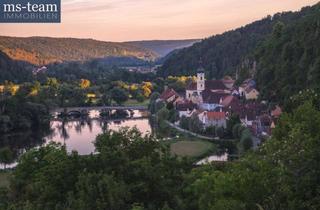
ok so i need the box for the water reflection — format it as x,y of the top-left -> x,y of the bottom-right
0,110 -> 151,168
0,129 -> 50,169
46,110 -> 152,155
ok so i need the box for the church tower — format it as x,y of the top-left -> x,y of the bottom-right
197,62 -> 205,93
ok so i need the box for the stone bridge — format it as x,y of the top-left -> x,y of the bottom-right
53,106 -> 148,115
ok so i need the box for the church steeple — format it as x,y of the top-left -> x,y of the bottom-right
197,58 -> 205,92
197,57 -> 205,73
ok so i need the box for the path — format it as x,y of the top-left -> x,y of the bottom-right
165,121 -> 235,143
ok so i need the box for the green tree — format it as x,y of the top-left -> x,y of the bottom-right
111,87 -> 128,105
0,147 -> 14,169
215,127 -> 224,138
188,113 -> 203,133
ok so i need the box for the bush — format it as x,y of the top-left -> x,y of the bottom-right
215,127 -> 224,138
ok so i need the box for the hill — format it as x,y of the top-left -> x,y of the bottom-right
125,39 -> 200,57
0,36 -> 158,66
0,51 -> 33,83
255,3 -> 320,102
158,4 -> 316,78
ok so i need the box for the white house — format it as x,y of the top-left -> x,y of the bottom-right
198,111 -> 226,128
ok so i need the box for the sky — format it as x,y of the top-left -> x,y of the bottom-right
0,0 -> 318,42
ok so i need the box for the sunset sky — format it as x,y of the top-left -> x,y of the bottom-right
0,0 -> 318,41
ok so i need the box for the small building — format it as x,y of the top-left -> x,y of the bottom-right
159,88 -> 181,104
176,100 -> 197,118
271,105 -> 282,119
244,87 -> 259,100
240,110 -> 256,127
198,111 -> 226,128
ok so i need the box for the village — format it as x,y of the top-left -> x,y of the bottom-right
157,64 -> 282,144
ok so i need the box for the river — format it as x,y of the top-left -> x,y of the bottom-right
0,109 -> 152,168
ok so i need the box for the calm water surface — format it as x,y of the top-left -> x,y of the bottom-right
46,110 -> 152,155
0,110 -> 152,168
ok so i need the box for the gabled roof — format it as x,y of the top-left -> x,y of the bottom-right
271,105 -> 282,118
222,79 -> 235,84
206,112 -> 226,120
259,114 -> 272,126
245,87 -> 259,94
220,96 -> 239,107
160,88 -> 180,101
176,100 -> 197,111
205,80 -> 227,90
202,89 -> 229,104
240,109 -> 257,121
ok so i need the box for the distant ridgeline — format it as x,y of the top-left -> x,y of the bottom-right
0,36 -> 158,66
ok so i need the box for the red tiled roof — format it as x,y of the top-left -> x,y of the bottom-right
205,80 -> 226,90
206,112 -> 226,120
202,89 -> 229,104
220,96 -> 236,107
271,106 -> 282,117
160,88 -> 179,100
176,100 -> 197,111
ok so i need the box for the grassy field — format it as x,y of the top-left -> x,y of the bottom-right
170,140 -> 216,158
123,99 -> 150,106
0,171 -> 11,188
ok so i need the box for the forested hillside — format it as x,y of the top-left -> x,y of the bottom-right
255,3 -> 320,102
0,51 -> 33,83
0,36 -> 157,66
158,4 -> 317,79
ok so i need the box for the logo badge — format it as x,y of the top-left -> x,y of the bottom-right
0,0 -> 61,23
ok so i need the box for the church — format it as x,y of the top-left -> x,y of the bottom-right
185,65 -> 234,110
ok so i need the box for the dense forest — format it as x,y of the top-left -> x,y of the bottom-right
0,36 -> 157,66
255,3 -> 320,102
158,4 -> 318,79
0,52 -> 33,83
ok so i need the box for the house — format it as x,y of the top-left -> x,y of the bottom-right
222,78 -> 235,89
220,95 -> 241,113
240,110 -> 256,126
231,88 -> 240,96
239,78 -> 256,97
176,100 -> 197,118
244,87 -> 259,100
258,114 -> 272,136
198,111 -> 226,128
159,88 -> 181,104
